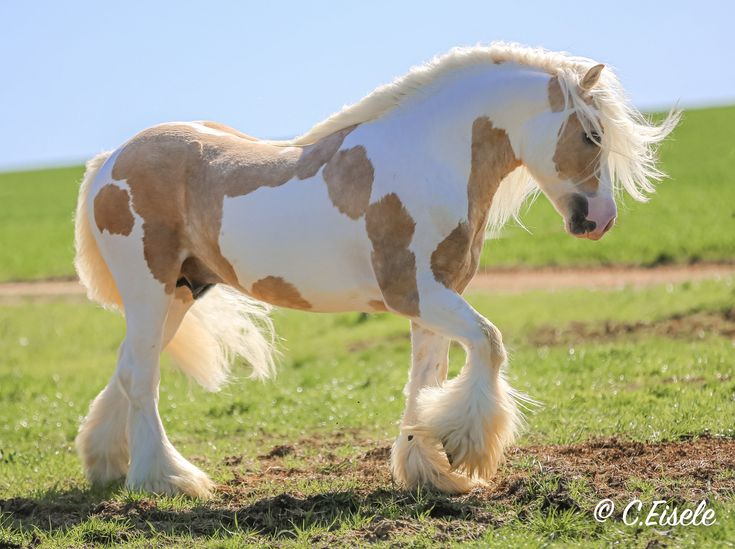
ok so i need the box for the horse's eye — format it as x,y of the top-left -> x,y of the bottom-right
583,131 -> 601,146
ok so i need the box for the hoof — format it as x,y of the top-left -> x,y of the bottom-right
126,447 -> 214,499
126,467 -> 214,499
391,432 -> 473,494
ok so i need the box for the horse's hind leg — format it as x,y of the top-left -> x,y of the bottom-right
115,278 -> 212,497
391,322 -> 472,493
76,209 -> 210,497
77,288 -> 194,483
76,287 -> 195,488
76,353 -> 131,484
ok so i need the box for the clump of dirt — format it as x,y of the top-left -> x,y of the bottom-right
530,307 -> 735,346
259,444 -> 295,459
362,445 -> 391,461
93,498 -> 158,517
221,454 -> 243,466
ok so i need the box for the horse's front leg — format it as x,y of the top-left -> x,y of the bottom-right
410,284 -> 521,486
391,322 -> 472,493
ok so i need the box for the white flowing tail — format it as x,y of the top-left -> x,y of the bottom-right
74,152 -> 277,391
165,286 -> 277,389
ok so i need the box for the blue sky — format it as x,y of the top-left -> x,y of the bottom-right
1,1 -> 732,170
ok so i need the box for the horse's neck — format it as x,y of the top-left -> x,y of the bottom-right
371,64 -> 550,171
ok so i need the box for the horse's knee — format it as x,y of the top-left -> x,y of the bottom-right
466,319 -> 506,369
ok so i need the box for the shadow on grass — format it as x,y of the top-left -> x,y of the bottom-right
1,484 -> 119,528
1,484 -> 499,543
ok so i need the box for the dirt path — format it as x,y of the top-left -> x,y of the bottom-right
467,262 -> 735,293
0,263 -> 733,301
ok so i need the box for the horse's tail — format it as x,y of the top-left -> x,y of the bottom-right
165,287 -> 278,390
74,151 -> 278,392
74,151 -> 121,308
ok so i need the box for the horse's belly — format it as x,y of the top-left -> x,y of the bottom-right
219,181 -> 381,312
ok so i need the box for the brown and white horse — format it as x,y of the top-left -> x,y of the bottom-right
73,43 -> 678,497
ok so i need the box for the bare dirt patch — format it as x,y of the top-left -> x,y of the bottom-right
231,434 -> 735,508
530,306 -> 735,346
499,435 -> 735,504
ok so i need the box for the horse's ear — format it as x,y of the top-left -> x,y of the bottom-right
580,64 -> 605,91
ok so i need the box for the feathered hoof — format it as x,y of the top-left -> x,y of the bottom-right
76,431 -> 129,485
391,432 -> 473,494
414,373 -> 520,480
79,449 -> 129,485
125,472 -> 213,499
125,447 -> 214,499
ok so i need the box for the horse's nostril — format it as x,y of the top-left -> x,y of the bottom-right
603,217 -> 616,233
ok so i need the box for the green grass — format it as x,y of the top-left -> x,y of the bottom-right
1,106 -> 734,282
0,165 -> 83,281
2,279 -> 734,547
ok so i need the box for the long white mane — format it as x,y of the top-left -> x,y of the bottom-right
276,42 -> 680,234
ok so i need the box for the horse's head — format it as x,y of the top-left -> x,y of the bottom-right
521,64 -> 618,240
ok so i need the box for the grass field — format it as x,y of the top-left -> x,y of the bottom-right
0,106 -> 734,282
1,278 -> 734,547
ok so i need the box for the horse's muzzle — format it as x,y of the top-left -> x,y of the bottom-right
565,193 -> 617,240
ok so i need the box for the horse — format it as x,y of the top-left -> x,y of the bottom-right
73,42 -> 679,497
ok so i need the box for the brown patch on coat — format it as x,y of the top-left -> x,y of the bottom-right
548,75 -> 595,112
553,113 -> 600,193
200,121 -> 258,140
250,276 -> 312,310
110,123 -> 356,293
368,299 -> 388,312
430,222 -> 472,289
93,184 -> 135,236
365,193 -> 419,316
322,146 -> 374,219
431,118 -> 520,291
466,119 -> 521,245
548,76 -> 565,112
295,126 -> 356,180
